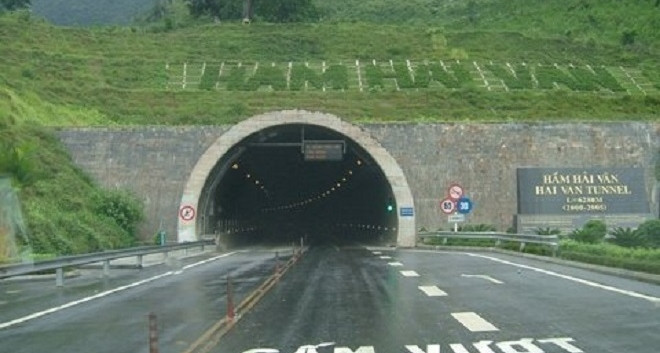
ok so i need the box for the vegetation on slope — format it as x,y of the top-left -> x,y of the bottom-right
0,12 -> 658,125
0,90 -> 142,260
316,1 -> 660,47
0,1 -> 658,258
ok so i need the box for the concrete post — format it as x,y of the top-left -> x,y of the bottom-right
137,254 -> 144,268
56,267 -> 64,287
103,260 -> 110,277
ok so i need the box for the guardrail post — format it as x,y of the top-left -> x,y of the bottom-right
495,238 -> 502,247
137,255 -> 144,268
442,237 -> 448,245
56,267 -> 64,287
552,244 -> 558,258
519,242 -> 526,252
103,260 -> 110,277
148,312 -> 159,353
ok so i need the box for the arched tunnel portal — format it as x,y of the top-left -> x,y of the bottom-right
178,111 -> 415,247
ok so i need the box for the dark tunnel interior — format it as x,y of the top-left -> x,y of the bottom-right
198,124 -> 398,247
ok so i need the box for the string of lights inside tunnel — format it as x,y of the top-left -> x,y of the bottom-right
229,158 -> 366,213
230,161 -> 270,198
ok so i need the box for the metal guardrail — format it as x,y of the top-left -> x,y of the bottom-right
418,231 -> 559,255
0,240 -> 214,286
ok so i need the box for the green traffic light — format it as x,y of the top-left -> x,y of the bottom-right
387,204 -> 393,212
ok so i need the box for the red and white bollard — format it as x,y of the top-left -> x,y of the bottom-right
226,276 -> 235,321
274,251 -> 281,274
148,312 -> 159,353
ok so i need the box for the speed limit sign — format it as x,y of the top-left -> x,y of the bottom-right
440,198 -> 456,214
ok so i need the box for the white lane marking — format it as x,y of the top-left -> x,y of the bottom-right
538,338 -> 584,353
379,256 -> 393,260
466,253 -> 660,303
418,285 -> 448,297
461,274 -> 504,284
451,312 -> 499,332
400,271 -> 420,277
372,251 -> 382,255
388,262 -> 404,267
0,251 -> 238,330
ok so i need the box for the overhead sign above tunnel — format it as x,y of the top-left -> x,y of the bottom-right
303,141 -> 345,161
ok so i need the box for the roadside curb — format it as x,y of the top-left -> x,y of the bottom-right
414,245 -> 660,285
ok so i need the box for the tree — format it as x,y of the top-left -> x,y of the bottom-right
186,0 -> 243,20
0,0 -> 30,11
185,0 -> 317,22
254,0 -> 318,23
636,219 -> 660,248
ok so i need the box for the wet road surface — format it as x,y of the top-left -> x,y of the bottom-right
214,246 -> 660,353
1,245 -> 659,353
0,248 -> 292,353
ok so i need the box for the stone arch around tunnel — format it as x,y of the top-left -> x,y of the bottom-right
178,110 -> 416,247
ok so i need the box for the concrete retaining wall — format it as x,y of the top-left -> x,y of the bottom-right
56,121 -> 659,240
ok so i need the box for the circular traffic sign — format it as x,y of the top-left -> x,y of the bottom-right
448,184 -> 464,201
179,205 -> 196,221
456,196 -> 473,214
440,198 -> 456,214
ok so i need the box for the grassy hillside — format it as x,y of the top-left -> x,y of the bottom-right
0,2 -> 658,256
0,124 -> 143,260
1,12 -> 658,125
30,0 -> 660,53
317,0 -> 660,47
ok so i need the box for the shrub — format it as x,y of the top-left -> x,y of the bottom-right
637,219 -> 660,248
93,190 -> 143,240
570,219 -> 606,244
621,30 -> 637,46
608,227 -> 647,248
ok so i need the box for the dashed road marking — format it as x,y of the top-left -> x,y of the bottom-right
372,251 -> 382,255
0,251 -> 238,330
451,312 -> 499,332
388,262 -> 404,267
400,271 -> 420,277
461,274 -> 504,284
466,253 -> 660,303
418,286 -> 448,297
379,256 -> 393,260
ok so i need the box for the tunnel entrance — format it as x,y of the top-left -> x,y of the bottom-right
178,111 -> 415,247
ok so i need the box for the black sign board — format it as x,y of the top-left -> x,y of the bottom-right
517,167 -> 649,215
303,141 -> 344,161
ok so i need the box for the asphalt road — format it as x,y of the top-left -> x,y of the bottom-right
1,245 -> 658,353
214,246 -> 660,353
0,248 -> 292,353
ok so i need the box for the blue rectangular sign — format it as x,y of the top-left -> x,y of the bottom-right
400,207 -> 414,217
